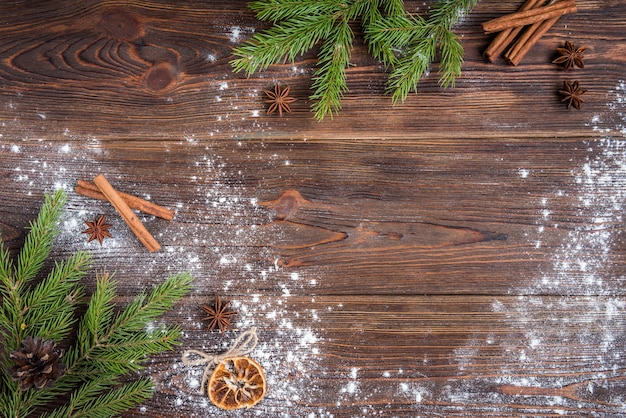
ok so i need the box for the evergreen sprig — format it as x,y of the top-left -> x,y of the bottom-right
0,190 -> 194,418
231,0 -> 478,120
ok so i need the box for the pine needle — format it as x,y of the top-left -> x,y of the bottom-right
22,252 -> 90,342
310,17 -> 353,120
0,190 -> 194,417
231,13 -> 338,76
375,0 -> 478,103
63,271 -> 192,378
0,189 -> 70,350
16,190 -> 66,285
387,36 -> 436,103
230,0 -> 478,120
41,378 -> 154,418
249,0 -> 340,23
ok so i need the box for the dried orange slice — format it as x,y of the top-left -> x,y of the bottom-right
208,356 -> 266,410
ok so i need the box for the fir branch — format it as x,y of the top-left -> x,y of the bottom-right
437,28 -> 464,89
0,237 -> 13,287
4,382 -> 73,418
77,272 -> 116,356
342,0 -> 376,21
0,386 -> 51,418
426,0 -> 477,89
63,272 -> 193,378
22,252 -> 90,342
310,17 -> 353,120
110,272 -> 192,334
49,377 -> 115,417
76,378 -> 153,418
231,0 -> 478,120
429,0 -> 477,30
62,272 -> 117,373
41,378 -> 154,418
385,34 -> 437,103
361,0 -> 404,67
16,190 -> 66,285
38,378 -> 108,418
231,13 -> 338,76
0,242 -> 14,344
249,0 -> 340,23
0,191 -> 194,417
364,14 -> 428,67
381,0 -> 405,17
0,189 -> 68,351
385,0 -> 478,102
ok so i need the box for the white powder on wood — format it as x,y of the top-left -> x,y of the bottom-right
447,81 -> 626,414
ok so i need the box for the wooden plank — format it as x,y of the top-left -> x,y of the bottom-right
134,295 -> 626,417
0,0 -> 625,417
0,1 -> 621,140
2,138 -> 623,295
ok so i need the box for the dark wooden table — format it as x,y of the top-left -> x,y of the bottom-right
1,1 -> 625,416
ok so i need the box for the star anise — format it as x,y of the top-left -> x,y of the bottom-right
82,215 -> 112,245
264,84 -> 296,117
202,295 -> 237,334
558,80 -> 587,110
552,41 -> 586,71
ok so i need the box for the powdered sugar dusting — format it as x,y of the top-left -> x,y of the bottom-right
447,81 -> 626,413
2,132 -> 325,415
4,67 -> 626,414
544,82 -> 626,296
147,150 -> 324,416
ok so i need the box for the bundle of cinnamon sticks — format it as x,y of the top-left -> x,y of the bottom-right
76,174 -> 174,252
482,0 -> 577,65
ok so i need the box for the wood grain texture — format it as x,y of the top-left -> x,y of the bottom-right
1,1 -> 625,416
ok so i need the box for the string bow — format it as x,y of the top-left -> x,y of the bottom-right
181,328 -> 258,393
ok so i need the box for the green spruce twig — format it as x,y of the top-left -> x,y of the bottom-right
379,0 -> 478,103
39,377 -> 154,418
0,190 -> 194,418
231,0 -> 478,120
0,190 -> 89,416
0,190 -> 81,351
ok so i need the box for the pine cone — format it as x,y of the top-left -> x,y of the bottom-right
9,336 -> 65,390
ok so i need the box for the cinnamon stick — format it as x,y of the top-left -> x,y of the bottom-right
482,0 -> 576,34
92,174 -> 161,252
483,0 -> 546,62
505,15 -> 560,66
75,180 -> 174,221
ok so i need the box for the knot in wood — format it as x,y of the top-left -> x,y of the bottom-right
100,9 -> 142,41
261,189 -> 309,220
143,62 -> 178,92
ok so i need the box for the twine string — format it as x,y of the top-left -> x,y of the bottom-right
181,328 -> 258,393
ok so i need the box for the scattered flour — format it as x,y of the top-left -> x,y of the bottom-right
227,25 -> 255,44
448,80 -> 626,414
519,168 -> 530,178
4,65 -> 626,415
3,135 -> 326,417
